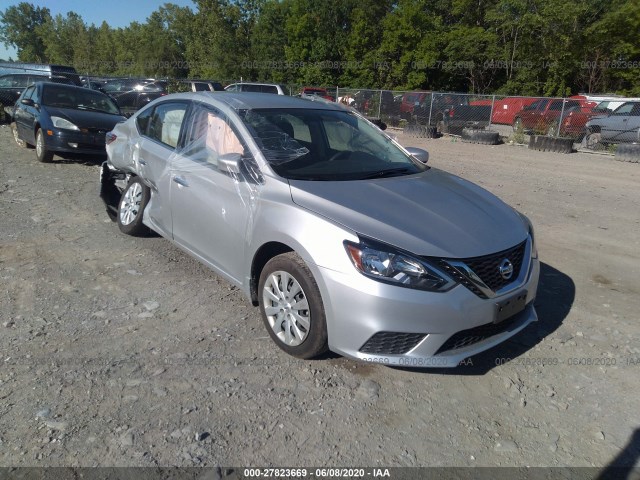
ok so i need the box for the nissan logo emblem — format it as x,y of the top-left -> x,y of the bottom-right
499,259 -> 514,280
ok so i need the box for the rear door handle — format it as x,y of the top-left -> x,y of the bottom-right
172,175 -> 189,187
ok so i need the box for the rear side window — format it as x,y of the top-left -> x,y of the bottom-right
261,85 -> 278,94
630,104 -> 640,116
146,102 -> 189,148
242,84 -> 263,93
193,82 -> 209,91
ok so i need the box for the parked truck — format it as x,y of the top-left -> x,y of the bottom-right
512,98 -> 597,138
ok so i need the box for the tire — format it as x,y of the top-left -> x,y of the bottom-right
614,144 -> 640,163
461,128 -> 500,145
546,121 -> 560,137
35,129 -> 54,163
528,135 -> 574,154
513,118 -> 523,132
117,177 -> 151,236
581,131 -> 602,150
258,252 -> 328,359
11,123 -> 26,148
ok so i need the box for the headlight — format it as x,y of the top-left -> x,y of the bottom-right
344,239 -> 456,292
51,116 -> 80,131
517,212 -> 538,259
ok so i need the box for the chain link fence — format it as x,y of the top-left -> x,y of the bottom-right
336,88 -> 608,143
2,61 -> 639,153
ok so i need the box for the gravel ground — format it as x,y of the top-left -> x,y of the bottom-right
0,124 -> 639,470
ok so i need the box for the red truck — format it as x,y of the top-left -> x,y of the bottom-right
512,98 -> 597,138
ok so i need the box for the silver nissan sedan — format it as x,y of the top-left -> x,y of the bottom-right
100,92 -> 540,368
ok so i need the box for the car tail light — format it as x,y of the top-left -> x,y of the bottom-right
449,108 -> 454,118
105,132 -> 117,145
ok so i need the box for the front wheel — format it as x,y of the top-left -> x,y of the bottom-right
513,117 -> 523,132
35,129 -> 53,163
258,252 -> 328,359
12,123 -> 27,148
117,177 -> 151,236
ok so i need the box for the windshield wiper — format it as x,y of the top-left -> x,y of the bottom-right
77,105 -> 108,113
357,167 -> 411,180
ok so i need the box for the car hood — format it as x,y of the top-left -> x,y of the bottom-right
44,106 -> 126,129
289,169 -> 527,258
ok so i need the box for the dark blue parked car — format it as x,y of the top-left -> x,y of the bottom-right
12,82 -> 126,163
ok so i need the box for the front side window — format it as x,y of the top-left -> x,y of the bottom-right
147,102 -> 188,148
241,108 -> 427,181
20,85 -> 35,102
181,104 -> 245,167
613,103 -> 634,116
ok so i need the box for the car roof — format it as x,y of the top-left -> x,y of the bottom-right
229,82 -> 280,86
165,91 -> 341,111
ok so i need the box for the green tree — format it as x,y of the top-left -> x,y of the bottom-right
0,2 -> 51,62
284,0 -> 356,85
250,0 -> 290,83
340,0 -> 393,88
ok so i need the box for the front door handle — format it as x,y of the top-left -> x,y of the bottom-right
138,159 -> 147,166
172,175 -> 189,187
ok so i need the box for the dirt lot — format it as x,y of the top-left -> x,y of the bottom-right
0,124 -> 639,470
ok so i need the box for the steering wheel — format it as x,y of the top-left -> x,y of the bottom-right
326,150 -> 351,163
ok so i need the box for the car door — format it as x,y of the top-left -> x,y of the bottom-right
618,103 -> 640,142
169,103 -> 261,283
135,101 -> 190,236
14,84 -> 38,143
520,99 -> 548,129
601,103 -> 635,142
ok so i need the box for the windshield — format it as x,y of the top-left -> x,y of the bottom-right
42,85 -> 120,114
241,108 -> 427,181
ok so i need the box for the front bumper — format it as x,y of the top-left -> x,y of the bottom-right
43,128 -> 107,155
319,256 -> 540,368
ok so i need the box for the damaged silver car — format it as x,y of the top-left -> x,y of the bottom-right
100,92 -> 539,367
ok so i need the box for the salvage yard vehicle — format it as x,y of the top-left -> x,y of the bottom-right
100,92 -> 539,367
103,79 -> 168,117
412,93 -> 492,134
12,82 -> 126,162
225,82 -> 287,95
584,101 -> 640,146
512,98 -> 596,138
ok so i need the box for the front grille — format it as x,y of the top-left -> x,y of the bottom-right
435,310 -> 525,355
464,241 -> 527,291
437,261 -> 487,299
436,240 -> 528,298
360,332 -> 426,355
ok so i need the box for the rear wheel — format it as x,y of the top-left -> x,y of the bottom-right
258,252 -> 328,359
35,129 -> 53,163
117,177 -> 151,236
546,121 -> 560,137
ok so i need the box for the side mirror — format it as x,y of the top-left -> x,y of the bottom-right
21,98 -> 34,107
219,152 -> 242,174
405,146 -> 429,164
